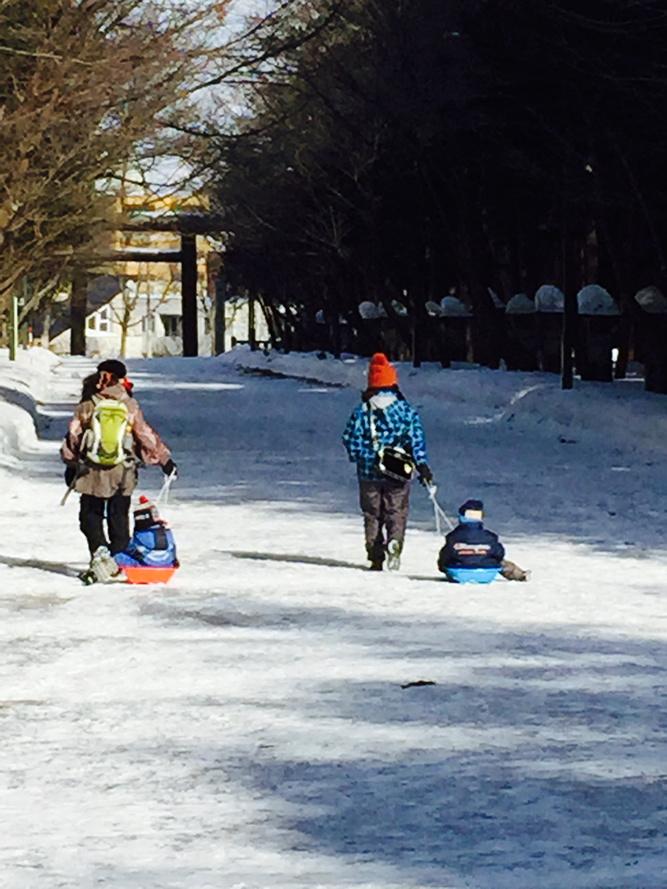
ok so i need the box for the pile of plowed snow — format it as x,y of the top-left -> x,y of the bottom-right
220,347 -> 667,456
0,348 -> 59,466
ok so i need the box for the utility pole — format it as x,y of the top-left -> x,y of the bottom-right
561,169 -> 575,389
248,292 -> 257,351
181,233 -> 198,357
214,273 -> 226,355
8,293 -> 19,361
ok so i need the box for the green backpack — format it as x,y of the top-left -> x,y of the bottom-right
83,397 -> 132,466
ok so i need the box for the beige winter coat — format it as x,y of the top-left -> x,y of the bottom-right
60,383 -> 171,498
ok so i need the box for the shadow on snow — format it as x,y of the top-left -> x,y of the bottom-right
178,612 -> 667,888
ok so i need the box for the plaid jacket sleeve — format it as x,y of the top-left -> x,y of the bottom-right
409,407 -> 428,465
342,407 -> 363,462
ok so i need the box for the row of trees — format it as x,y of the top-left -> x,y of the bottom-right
0,0 -> 227,324
208,0 -> 667,371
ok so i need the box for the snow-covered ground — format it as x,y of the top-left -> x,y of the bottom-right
1,347 -> 666,889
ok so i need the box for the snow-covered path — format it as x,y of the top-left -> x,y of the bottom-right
1,354 -> 667,889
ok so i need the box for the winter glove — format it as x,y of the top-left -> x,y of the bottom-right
162,459 -> 178,479
64,463 -> 87,487
416,463 -> 434,487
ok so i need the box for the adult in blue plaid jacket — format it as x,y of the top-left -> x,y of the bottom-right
342,353 -> 432,571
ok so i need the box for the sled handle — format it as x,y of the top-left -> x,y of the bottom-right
156,470 -> 177,506
426,484 -> 456,534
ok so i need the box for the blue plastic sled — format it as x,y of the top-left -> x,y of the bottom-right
444,567 -> 500,584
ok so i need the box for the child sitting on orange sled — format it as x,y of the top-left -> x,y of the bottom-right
438,499 -> 529,583
114,496 -> 179,583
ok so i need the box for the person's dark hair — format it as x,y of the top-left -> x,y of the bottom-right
362,384 -> 405,402
80,372 -> 100,403
97,359 -> 127,379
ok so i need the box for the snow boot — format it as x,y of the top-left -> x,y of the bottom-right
500,560 -> 530,582
386,539 -> 402,572
369,559 -> 384,571
79,546 -> 124,585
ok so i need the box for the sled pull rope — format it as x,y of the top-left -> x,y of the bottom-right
426,484 -> 456,534
156,470 -> 177,506
60,463 -> 85,507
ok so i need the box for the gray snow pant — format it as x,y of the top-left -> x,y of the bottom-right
500,559 -> 528,581
359,479 -> 411,563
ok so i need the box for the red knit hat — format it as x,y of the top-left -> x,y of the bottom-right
133,495 -> 160,530
367,352 -> 398,389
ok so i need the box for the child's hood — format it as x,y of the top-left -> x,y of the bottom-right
96,382 -> 130,401
368,391 -> 398,411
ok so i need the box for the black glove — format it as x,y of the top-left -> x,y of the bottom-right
416,463 -> 433,487
64,463 -> 88,486
162,459 -> 178,479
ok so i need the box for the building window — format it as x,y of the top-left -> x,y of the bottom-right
87,306 -> 111,334
161,315 -> 182,337
98,307 -> 111,333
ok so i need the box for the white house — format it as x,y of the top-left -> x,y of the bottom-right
51,280 -> 267,358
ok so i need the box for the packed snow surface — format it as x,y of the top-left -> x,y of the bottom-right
1,347 -> 667,889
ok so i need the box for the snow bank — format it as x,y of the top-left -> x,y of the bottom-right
635,285 -> 667,314
506,293 -> 536,314
0,348 -> 59,465
440,296 -> 471,316
221,348 -> 369,389
358,301 -> 387,320
577,284 -> 620,316
220,347 -> 667,456
535,284 -> 564,313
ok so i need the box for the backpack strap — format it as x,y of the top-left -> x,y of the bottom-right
366,402 -> 381,454
153,525 -> 169,551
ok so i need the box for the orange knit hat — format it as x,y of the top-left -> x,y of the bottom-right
367,352 -> 398,389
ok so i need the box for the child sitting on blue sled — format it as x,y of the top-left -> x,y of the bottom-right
437,499 -> 529,583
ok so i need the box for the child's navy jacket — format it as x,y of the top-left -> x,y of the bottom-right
438,521 -> 505,572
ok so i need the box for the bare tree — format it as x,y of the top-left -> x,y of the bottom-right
0,0 -> 230,319
112,265 -> 178,357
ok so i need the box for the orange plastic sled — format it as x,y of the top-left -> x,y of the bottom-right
121,565 -> 178,585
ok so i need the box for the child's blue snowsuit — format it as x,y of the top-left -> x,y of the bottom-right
115,522 -> 178,569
